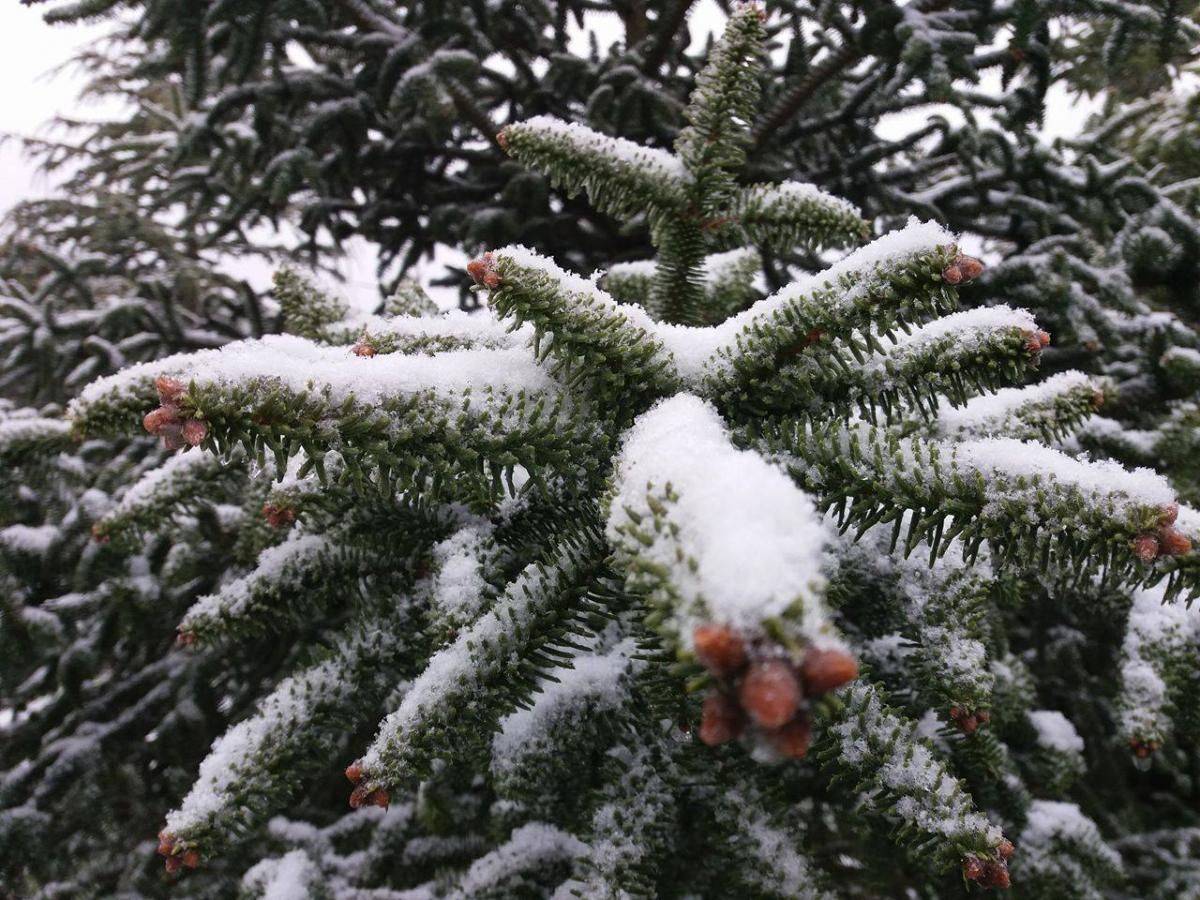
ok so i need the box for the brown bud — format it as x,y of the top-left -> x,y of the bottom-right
1024,333 -> 1045,355
345,762 -> 364,784
1134,533 -> 1161,561
767,716 -> 812,759
976,709 -> 992,724
175,630 -> 195,648
739,659 -> 802,729
799,648 -> 859,696
165,855 -> 182,874
466,252 -> 498,287
263,503 -> 297,529
1037,329 -> 1051,348
157,831 -> 175,857
1159,503 -> 1180,526
352,342 -> 376,358
370,788 -> 390,809
699,690 -> 743,746
483,271 -> 501,289
159,423 -> 186,451
942,265 -> 963,285
958,257 -> 985,282
182,419 -> 207,446
692,624 -> 748,674
182,850 -> 200,869
496,129 -> 509,149
963,856 -> 985,882
156,376 -> 185,404
983,860 -> 1010,889
91,524 -> 110,545
143,405 -> 180,434
997,838 -> 1014,861
1091,390 -> 1106,410
349,783 -> 373,809
1159,526 -> 1192,556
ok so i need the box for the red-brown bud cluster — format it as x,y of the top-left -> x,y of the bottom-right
1133,504 -> 1191,562
143,375 -> 206,450
345,760 -> 389,809
352,341 -> 377,358
963,842 -> 1013,890
1023,329 -> 1052,356
91,523 -> 111,545
1131,737 -> 1162,759
262,503 -> 297,529
949,705 -> 991,734
466,252 -> 501,289
495,129 -> 509,149
943,255 -> 985,285
156,830 -> 201,873
175,630 -> 196,648
692,625 -> 858,760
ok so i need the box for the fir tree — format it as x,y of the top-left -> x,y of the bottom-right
5,6 -> 1200,897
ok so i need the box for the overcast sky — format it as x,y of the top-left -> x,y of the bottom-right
0,6 -> 111,215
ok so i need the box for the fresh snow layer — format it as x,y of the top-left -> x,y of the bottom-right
73,333 -> 555,417
496,218 -> 957,385
1028,710 -> 1085,754
444,823 -> 585,899
608,394 -> 834,645
938,370 -> 1097,436
167,659 -> 342,834
954,438 -> 1174,511
513,115 -> 689,182
491,640 -> 641,773
241,850 -> 320,900
1021,800 -> 1119,866
167,334 -> 555,401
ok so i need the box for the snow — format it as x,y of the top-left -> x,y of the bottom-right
724,786 -> 827,899
879,305 -> 1037,358
1161,346 -> 1200,369
157,334 -> 555,403
445,823 -> 585,899
167,659 -> 342,835
1021,800 -> 1119,865
491,640 -> 641,774
430,523 -> 493,626
496,218 -> 958,387
938,370 -> 1097,436
0,524 -> 57,555
835,683 -> 1002,845
608,394 -> 836,647
181,533 -> 330,630
241,849 -> 320,900
106,449 -> 216,518
954,438 -> 1175,512
741,179 -> 861,219
1029,710 -> 1085,754
1119,583 -> 1199,740
0,415 -> 70,449
361,553 -> 577,775
512,115 -> 689,183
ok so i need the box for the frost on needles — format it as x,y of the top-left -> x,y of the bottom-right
49,6 -> 1200,898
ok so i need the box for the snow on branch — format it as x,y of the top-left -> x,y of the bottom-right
824,682 -> 1007,881
499,116 -> 690,219
936,370 -> 1106,443
733,180 -> 867,250
760,420 -> 1194,597
607,394 -> 835,650
357,527 -> 607,789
